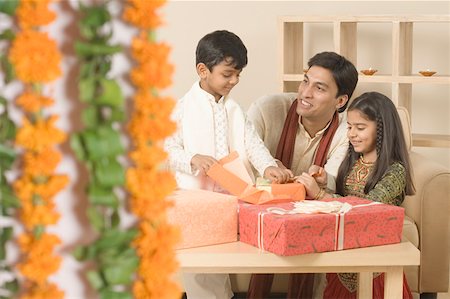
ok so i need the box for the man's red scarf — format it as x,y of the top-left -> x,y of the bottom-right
275,99 -> 339,168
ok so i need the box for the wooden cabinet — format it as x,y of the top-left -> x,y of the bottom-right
278,15 -> 450,148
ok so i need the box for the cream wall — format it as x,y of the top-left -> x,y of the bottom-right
160,1 -> 450,169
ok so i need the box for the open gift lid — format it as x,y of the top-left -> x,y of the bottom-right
207,152 -> 305,204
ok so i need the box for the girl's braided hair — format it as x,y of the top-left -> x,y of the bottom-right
336,92 -> 415,197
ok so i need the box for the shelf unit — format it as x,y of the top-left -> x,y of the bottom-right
278,15 -> 450,148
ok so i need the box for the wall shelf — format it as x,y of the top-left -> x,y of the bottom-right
278,15 -> 450,148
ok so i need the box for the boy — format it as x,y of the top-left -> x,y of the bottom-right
165,30 -> 293,299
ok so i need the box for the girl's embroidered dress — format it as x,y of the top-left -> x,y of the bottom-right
324,156 -> 412,299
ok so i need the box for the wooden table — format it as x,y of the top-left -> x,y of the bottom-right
176,240 -> 420,299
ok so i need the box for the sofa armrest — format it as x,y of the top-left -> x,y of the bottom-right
401,151 -> 450,293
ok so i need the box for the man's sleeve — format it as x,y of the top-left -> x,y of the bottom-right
247,101 -> 266,140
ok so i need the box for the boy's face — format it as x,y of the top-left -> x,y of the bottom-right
296,65 -> 347,121
197,58 -> 242,101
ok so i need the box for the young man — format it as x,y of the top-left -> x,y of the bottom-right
165,30 -> 292,299
246,51 -> 358,299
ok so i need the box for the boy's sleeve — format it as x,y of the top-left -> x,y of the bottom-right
164,99 -> 196,175
243,117 -> 277,177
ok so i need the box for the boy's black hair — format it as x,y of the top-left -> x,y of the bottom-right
336,92 -> 415,200
308,51 -> 358,112
196,30 -> 248,71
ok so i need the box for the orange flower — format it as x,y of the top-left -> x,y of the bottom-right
127,92 -> 176,143
20,282 -> 64,299
9,30 -> 61,83
128,113 -> 176,145
134,221 -> 179,258
133,90 -> 175,117
23,148 -> 62,176
20,202 -> 60,228
133,220 -> 181,298
129,145 -> 167,168
16,0 -> 56,29
16,92 -> 55,114
131,36 -> 171,65
17,233 -> 62,284
123,0 -> 165,30
16,116 -> 66,152
34,175 -> 69,201
13,175 -> 35,203
130,59 -> 173,89
126,168 -> 176,199
133,278 -> 181,299
130,195 -> 173,220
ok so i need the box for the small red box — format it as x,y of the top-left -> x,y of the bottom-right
238,197 -> 404,256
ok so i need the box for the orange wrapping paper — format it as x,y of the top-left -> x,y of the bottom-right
167,189 -> 238,249
207,152 -> 305,204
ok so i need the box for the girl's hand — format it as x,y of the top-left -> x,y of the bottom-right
264,166 -> 294,183
191,154 -> 218,175
308,165 -> 327,186
295,172 -> 321,199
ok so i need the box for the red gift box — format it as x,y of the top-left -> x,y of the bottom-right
238,197 -> 404,256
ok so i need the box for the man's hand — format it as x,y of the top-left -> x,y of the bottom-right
263,166 -> 294,184
191,154 -> 218,175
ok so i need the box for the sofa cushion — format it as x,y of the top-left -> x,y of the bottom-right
403,215 -> 419,248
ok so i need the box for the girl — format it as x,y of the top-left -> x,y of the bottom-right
296,91 -> 415,298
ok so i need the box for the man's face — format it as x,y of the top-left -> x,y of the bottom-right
296,65 -> 345,120
198,59 -> 241,101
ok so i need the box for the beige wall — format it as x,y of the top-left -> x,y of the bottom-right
160,1 -> 450,168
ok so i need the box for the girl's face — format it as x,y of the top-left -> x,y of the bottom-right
347,109 -> 378,162
197,58 -> 241,102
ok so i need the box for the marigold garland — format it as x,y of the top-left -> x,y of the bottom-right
123,0 -> 181,298
9,1 -> 66,298
9,30 -> 62,83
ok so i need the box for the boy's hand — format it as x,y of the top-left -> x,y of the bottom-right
263,166 -> 294,184
308,165 -> 327,186
191,154 -> 218,175
295,172 -> 321,199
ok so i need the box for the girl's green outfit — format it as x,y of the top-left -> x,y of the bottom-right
324,157 -> 412,299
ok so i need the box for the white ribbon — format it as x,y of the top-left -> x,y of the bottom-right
257,212 -> 268,251
261,200 -> 381,251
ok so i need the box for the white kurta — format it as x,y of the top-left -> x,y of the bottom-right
164,82 -> 277,299
165,81 -> 277,191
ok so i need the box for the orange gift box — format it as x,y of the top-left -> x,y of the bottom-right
207,152 -> 305,205
167,189 -> 238,249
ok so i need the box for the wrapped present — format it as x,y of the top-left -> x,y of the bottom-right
207,151 -> 305,204
239,197 -> 404,256
167,189 -> 238,249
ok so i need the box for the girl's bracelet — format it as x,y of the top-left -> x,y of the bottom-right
313,188 -> 325,200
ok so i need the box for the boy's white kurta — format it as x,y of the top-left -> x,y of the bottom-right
165,81 -> 277,299
165,81 -> 277,191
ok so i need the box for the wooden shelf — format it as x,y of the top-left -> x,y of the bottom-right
282,74 -> 450,84
279,15 -> 450,148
